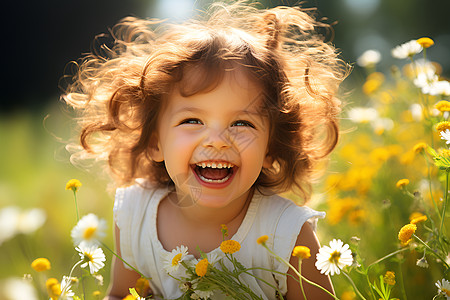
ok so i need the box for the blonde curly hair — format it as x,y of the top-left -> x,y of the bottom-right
62,1 -> 349,200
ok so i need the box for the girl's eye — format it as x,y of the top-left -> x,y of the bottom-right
231,120 -> 255,128
179,118 -> 203,125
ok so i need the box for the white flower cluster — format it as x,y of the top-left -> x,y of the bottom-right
0,206 -> 46,245
347,107 -> 394,133
357,50 -> 381,68
391,39 -> 423,59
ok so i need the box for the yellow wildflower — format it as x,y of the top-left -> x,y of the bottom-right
362,79 -> 383,95
409,212 -> 425,221
135,277 -> 150,297
436,101 -> 450,112
195,258 -> 209,277
220,240 -> 241,254
122,296 -> 135,300
441,149 -> 450,158
398,223 -> 417,246
257,235 -> 269,245
92,291 -> 101,298
410,215 -> 428,224
292,246 -> 311,259
417,37 -> 434,48
46,278 -> 61,300
383,271 -> 396,286
65,179 -> 82,192
436,121 -> 450,132
221,224 -> 229,237
413,142 -> 427,154
396,179 -> 410,189
31,257 -> 51,272
341,290 -> 356,300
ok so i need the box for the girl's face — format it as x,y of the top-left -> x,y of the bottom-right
151,69 -> 272,209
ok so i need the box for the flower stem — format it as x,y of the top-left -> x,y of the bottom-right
261,244 -> 340,300
342,271 -> 367,300
439,170 -> 449,241
298,260 -> 308,300
73,190 -> 79,222
367,248 -> 409,270
423,152 -> 441,218
100,242 -> 149,279
413,234 -> 450,269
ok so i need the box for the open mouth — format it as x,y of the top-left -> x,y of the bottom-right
192,161 -> 235,184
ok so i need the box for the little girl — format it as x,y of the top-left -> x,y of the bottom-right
63,1 -> 347,299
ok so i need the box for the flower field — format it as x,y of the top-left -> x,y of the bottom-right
1,38 -> 450,299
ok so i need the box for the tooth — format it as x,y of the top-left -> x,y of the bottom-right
207,163 -> 211,168
211,162 -> 217,168
227,163 -> 232,168
202,162 -> 206,168
218,163 -> 223,168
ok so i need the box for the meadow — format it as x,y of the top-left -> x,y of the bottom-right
0,38 -> 449,299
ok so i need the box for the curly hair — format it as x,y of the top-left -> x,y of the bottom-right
62,1 -> 349,200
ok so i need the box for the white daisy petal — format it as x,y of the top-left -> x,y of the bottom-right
163,245 -> 190,277
315,239 -> 353,276
391,40 -> 423,59
71,213 -> 107,246
440,129 -> 450,144
436,279 -> 450,299
76,242 -> 106,274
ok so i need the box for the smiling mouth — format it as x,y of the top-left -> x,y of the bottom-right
192,161 -> 235,183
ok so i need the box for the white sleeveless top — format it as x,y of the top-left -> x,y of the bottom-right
114,183 -> 325,299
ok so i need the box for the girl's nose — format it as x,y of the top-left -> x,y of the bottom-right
202,129 -> 231,150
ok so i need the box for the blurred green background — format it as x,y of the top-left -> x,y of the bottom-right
1,0 -> 450,298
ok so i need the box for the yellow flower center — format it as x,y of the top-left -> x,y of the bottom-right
84,253 -> 94,263
46,278 -> 61,298
417,37 -> 434,48
31,258 -> 51,272
398,223 -> 417,245
413,142 -> 427,154
329,251 -> 341,264
195,258 -> 209,277
383,271 -> 396,286
220,240 -> 241,254
443,288 -> 450,296
436,101 -> 450,112
172,253 -> 183,266
292,246 -> 311,259
436,121 -> 450,132
396,179 -> 410,189
257,235 -> 269,245
83,227 -> 97,239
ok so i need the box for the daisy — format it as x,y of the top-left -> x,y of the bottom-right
192,279 -> 215,299
440,129 -> 450,144
163,245 -> 190,277
357,49 -> 381,67
60,276 -> 75,299
391,40 -> 422,59
436,279 -> 450,299
315,239 -> 353,276
76,242 -> 106,274
71,213 -> 107,246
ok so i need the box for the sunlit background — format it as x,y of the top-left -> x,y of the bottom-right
2,0 -> 450,299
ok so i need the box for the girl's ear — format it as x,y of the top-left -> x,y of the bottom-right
149,136 -> 164,162
263,153 -> 274,169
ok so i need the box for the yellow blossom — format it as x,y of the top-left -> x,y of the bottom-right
92,291 -> 101,298
363,79 -> 382,95
398,223 -> 417,246
292,246 -> 311,259
257,235 -> 269,245
383,271 -> 396,286
410,215 -> 428,224
413,142 -> 427,154
220,240 -> 241,254
46,278 -> 61,300
417,37 -> 434,48
221,224 -> 229,237
341,290 -> 356,300
436,101 -> 450,112
195,258 -> 209,277
409,212 -> 425,221
65,179 -> 82,192
396,179 -> 410,189
135,277 -> 150,297
31,258 -> 51,272
122,296 -> 135,300
436,121 -> 450,132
